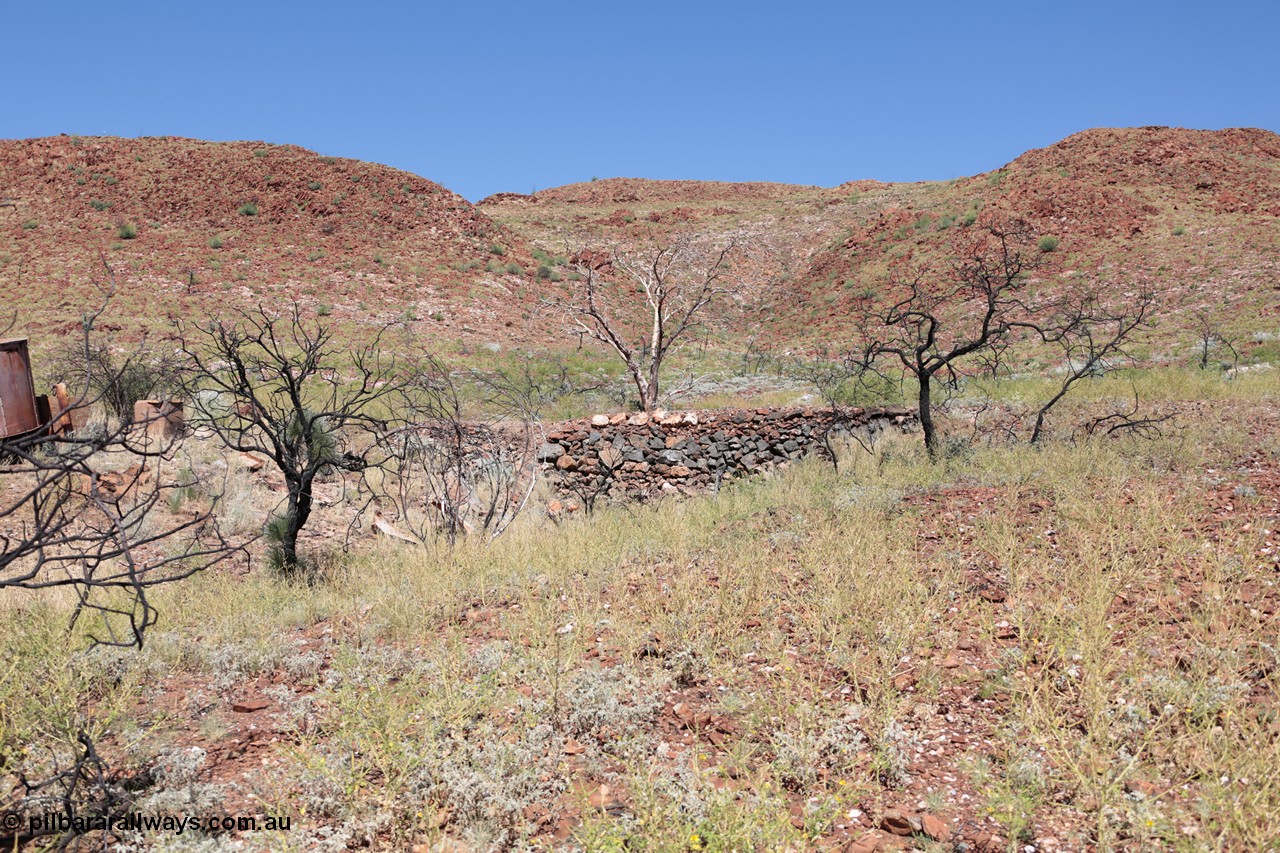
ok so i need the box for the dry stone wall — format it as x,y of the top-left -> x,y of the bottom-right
539,406 -> 916,504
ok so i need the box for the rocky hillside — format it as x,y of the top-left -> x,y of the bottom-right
0,135 -> 548,347
4,129 -> 1277,362
485,127 -> 1280,355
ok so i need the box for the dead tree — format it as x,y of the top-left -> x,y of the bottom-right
178,305 -> 408,573
369,359 -> 543,546
551,233 -> 737,411
848,220 -> 1057,458
1026,286 -> 1156,444
1191,309 -> 1239,372
1,277 -> 230,648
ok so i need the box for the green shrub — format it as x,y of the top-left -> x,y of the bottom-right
89,200 -> 112,211
1173,226 -> 1186,236
962,211 -> 978,227
253,149 -> 269,158
208,236 -> 223,249
489,243 -> 506,256
117,223 -> 138,240
307,181 -> 322,191
1037,236 -> 1060,253
237,202 -> 259,216
104,176 -> 118,186
505,262 -> 523,276
21,220 -> 36,230
536,264 -> 553,280
316,303 -> 333,317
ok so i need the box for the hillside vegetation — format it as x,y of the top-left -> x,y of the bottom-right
2,126 -> 1279,851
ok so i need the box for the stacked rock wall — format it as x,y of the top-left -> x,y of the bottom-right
539,406 -> 915,503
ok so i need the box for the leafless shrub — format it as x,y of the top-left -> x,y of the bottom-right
42,340 -> 185,426
2,273 -> 232,649
548,232 -> 738,411
178,304 -> 409,573
367,357 -> 543,545
1191,308 -> 1240,372
845,219 -> 1158,455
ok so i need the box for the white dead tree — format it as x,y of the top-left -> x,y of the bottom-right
551,233 -> 738,412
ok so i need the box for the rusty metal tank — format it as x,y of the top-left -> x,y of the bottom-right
0,338 -> 40,438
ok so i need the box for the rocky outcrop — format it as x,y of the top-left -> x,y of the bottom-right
541,406 -> 915,504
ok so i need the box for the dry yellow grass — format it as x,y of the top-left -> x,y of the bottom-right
1,375 -> 1278,850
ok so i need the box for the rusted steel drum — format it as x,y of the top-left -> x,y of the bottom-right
0,338 -> 40,438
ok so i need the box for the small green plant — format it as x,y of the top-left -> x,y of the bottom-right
117,223 -> 138,240
307,250 -> 325,262
253,149 -> 269,158
505,262 -> 523,276
536,264 -> 553,280
962,211 -> 978,227
316,303 -> 333,317
89,200 -> 112,211
489,243 -> 506,256
104,176 -> 119,186
21,219 -> 37,230
307,181 -> 322,191
208,236 -> 223,249
430,312 -> 445,322
237,202 -> 259,216
1173,226 -> 1186,236
1037,235 -> 1060,253
320,155 -> 338,164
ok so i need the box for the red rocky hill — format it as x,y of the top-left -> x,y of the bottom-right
0,135 -> 546,348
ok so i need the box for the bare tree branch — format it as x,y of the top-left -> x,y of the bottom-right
546,232 -> 738,411
1,263 -> 232,648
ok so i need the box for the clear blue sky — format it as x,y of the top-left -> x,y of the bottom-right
5,1 -> 1277,201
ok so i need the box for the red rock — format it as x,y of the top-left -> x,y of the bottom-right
921,814 -> 951,841
231,698 -> 269,713
1124,777 -> 1159,797
879,807 -> 920,836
